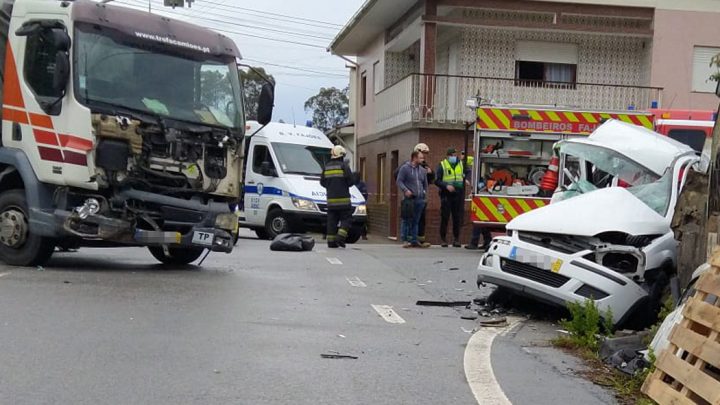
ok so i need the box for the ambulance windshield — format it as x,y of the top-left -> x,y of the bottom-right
272,143 -> 332,176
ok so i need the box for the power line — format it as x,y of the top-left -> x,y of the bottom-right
118,0 -> 334,41
115,1 -> 329,48
242,58 -> 347,77
200,0 -> 344,28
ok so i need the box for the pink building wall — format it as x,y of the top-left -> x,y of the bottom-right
651,9 -> 720,110
355,35 -> 385,139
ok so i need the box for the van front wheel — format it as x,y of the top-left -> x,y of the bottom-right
265,208 -> 290,239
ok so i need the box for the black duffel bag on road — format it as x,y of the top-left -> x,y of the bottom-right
270,233 -> 316,252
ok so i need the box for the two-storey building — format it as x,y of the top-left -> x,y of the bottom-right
330,0 -> 720,244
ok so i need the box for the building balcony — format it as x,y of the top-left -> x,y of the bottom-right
375,74 -> 663,134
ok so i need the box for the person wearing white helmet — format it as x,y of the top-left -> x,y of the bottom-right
321,145 -> 354,248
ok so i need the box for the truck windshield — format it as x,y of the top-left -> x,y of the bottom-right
272,143 -> 331,176
74,24 -> 244,130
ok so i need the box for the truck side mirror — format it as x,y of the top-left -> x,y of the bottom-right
257,83 -> 274,126
53,51 -> 70,94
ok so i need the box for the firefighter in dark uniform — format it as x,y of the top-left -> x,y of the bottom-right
321,145 -> 354,248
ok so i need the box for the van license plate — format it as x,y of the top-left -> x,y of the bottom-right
192,231 -> 213,246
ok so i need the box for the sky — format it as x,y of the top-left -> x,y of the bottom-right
113,0 -> 364,124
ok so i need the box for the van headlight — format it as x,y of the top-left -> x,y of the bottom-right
291,197 -> 318,211
355,204 -> 367,215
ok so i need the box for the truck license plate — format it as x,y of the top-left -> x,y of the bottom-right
192,231 -> 213,246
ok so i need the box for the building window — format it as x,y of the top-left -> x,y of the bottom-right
692,46 -> 720,93
376,153 -> 386,203
373,61 -> 383,94
359,157 -> 366,181
515,61 -> 577,87
361,71 -> 368,106
514,41 -> 578,88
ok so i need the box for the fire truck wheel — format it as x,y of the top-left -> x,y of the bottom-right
148,246 -> 205,265
0,189 -> 55,266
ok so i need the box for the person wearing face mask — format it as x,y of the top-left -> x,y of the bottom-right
434,148 -> 465,247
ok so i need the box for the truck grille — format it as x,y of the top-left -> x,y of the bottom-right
500,258 -> 570,288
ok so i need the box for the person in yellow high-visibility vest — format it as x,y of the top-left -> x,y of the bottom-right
434,148 -> 464,247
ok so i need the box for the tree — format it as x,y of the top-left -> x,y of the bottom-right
241,67 -> 274,121
304,87 -> 349,132
712,53 -> 720,83
200,70 -> 232,110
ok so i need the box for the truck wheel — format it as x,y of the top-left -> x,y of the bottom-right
148,246 -> 204,265
0,189 -> 55,266
265,208 -> 290,239
346,225 -> 363,244
254,228 -> 270,240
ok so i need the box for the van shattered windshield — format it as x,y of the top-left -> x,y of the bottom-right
556,142 -> 668,211
272,143 -> 332,176
74,24 -> 244,130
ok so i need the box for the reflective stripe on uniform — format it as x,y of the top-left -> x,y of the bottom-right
338,228 -> 348,237
328,197 -> 351,204
324,169 -> 345,177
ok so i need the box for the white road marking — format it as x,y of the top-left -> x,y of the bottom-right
326,257 -> 343,265
371,304 -> 406,324
463,317 -> 522,405
346,276 -> 367,288
0,272 -> 9,278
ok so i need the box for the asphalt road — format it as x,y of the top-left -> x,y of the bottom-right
0,232 -> 615,404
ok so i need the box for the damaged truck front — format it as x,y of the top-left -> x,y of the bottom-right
478,120 -> 699,328
0,0 -> 271,266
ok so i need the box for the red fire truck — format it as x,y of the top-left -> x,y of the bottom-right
469,105 -> 655,227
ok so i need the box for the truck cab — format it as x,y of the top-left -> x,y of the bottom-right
238,122 -> 367,242
0,0 -> 272,266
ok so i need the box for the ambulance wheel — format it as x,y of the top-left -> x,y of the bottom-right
148,246 -> 204,265
346,226 -> 362,244
0,189 -> 55,266
254,228 -> 270,240
265,208 -> 290,239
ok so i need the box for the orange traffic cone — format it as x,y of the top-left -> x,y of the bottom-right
540,155 -> 560,192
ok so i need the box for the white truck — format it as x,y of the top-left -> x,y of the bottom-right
238,121 -> 367,242
0,0 -> 274,266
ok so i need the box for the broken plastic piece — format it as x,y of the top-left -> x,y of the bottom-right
321,353 -> 358,360
416,300 -> 471,307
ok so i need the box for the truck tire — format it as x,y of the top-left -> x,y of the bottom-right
346,225 -> 362,244
0,189 -> 55,266
148,246 -> 204,265
254,228 -> 270,240
265,208 -> 290,239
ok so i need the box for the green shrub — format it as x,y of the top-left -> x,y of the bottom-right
560,299 -> 613,351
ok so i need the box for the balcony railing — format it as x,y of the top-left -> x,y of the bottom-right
375,73 -> 663,133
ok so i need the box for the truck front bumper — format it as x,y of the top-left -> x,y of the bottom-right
478,236 -> 648,325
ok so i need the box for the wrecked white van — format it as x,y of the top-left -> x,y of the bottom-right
477,120 -> 699,327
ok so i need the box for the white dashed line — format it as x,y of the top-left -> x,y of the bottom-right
326,257 -> 343,265
463,317 -> 521,405
346,276 -> 367,288
0,272 -> 9,278
371,304 -> 406,324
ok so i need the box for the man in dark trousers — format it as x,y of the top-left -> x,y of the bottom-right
435,148 -> 465,247
321,145 -> 354,248
393,143 -> 433,247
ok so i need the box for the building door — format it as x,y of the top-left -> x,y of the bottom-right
389,150 -> 399,238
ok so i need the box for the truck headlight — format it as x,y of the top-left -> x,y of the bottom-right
291,197 -> 317,211
215,212 -> 238,232
355,204 -> 367,215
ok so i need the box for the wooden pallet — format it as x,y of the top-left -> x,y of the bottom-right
642,255 -> 720,405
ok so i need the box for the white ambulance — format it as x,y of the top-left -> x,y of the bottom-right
238,122 -> 367,242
